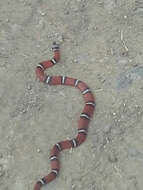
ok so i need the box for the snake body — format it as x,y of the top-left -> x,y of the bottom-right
34,42 -> 95,190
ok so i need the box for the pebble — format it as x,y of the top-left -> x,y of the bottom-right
105,137 -> 110,144
57,35 -> 64,43
73,59 -> 78,63
112,112 -> 116,116
20,109 -> 26,114
37,148 -> 41,153
39,11 -> 46,16
72,184 -> 76,189
27,85 -> 32,90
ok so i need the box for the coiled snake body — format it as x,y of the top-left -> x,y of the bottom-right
34,43 -> 95,190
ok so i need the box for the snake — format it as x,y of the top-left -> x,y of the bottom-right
34,42 -> 95,190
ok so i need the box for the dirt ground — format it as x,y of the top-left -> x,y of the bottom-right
0,0 -> 143,189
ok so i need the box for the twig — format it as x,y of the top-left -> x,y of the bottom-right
95,89 -> 103,92
120,30 -> 129,52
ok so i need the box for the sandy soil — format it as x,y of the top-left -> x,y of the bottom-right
0,0 -> 143,189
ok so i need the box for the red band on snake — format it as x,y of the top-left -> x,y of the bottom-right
34,42 -> 95,190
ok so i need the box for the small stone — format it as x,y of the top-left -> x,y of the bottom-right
93,26 -> 97,30
121,51 -> 128,57
47,35 -> 50,38
37,149 -> 41,153
72,184 -> 76,189
27,85 -> 32,90
20,109 -> 26,114
39,11 -> 46,16
73,59 -> 78,63
99,59 -> 104,63
106,137 -> 110,144
124,15 -> 127,19
113,112 -> 116,116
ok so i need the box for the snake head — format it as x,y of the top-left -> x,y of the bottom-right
52,42 -> 59,51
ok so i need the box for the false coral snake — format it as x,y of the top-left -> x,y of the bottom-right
34,42 -> 95,190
